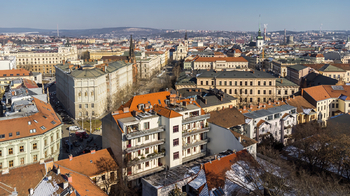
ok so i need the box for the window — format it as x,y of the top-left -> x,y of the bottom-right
144,122 -> 149,130
138,164 -> 141,170
278,90 -> 281,95
33,143 -> 37,150
0,163 -> 2,169
9,133 -> 12,137
250,81 -> 253,86
79,104 -> 82,109
102,175 -> 106,180
173,138 -> 179,146
51,147 -> 54,154
85,104 -> 88,108
187,149 -> 191,154
9,160 -> 13,168
258,81 -> 261,86
20,158 -> 24,165
57,132 -> 59,139
269,90 -> 272,95
194,147 -> 196,152
258,90 -> 260,94
145,148 -> 149,154
51,136 -> 53,143
240,81 -> 242,86
145,161 -> 150,167
219,81 -> 222,86
20,146 -> 24,152
173,125 -> 179,133
201,81 -> 203,85
206,81 -> 208,85
0,134 -> 4,139
9,148 -> 13,155
336,104 -> 339,108
211,81 -> 214,85
173,152 -> 179,160
138,137 -> 141,143
16,132 -> 20,136
0,150 -> 1,156
250,89 -> 253,94
285,90 -> 288,95
235,81 -> 237,86
91,103 -> 94,108
145,135 -> 149,141
263,90 -> 266,94
33,155 -> 37,162
230,81 -> 232,86
44,139 -> 47,146
45,151 -> 47,158
224,81 -> 227,86
332,104 -> 334,108
245,81 -> 247,86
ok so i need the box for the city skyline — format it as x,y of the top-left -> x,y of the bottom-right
1,0 -> 350,32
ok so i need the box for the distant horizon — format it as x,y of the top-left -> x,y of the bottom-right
0,26 -> 349,33
1,0 -> 349,31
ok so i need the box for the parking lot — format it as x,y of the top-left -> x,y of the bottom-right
46,82 -> 103,160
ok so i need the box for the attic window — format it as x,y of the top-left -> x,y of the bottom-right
16,132 -> 20,136
51,121 -> 56,125
158,99 -> 161,105
0,134 -> 4,139
40,126 -> 46,130
34,120 -> 38,123
28,121 -> 31,125
30,129 -> 36,133
43,116 -> 47,119
9,133 -> 12,137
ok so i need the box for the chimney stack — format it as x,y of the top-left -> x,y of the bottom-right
281,79 -> 283,84
91,149 -> 96,154
123,107 -> 129,113
243,106 -> 246,110
69,154 -> 73,161
29,188 -> 34,195
67,173 -> 72,183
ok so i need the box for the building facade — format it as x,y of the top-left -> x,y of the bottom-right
2,46 -> 78,75
193,57 -> 249,71
55,60 -> 133,119
0,98 -> 62,169
102,91 -> 210,186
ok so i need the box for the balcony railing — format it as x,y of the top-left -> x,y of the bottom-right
127,166 -> 165,181
125,125 -> 165,140
183,139 -> 208,150
182,126 -> 210,137
127,152 -> 165,167
182,151 -> 206,163
182,114 -> 210,124
125,139 -> 165,153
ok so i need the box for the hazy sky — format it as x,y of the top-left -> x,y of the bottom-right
1,0 -> 350,31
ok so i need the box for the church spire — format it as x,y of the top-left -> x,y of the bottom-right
129,35 -> 135,63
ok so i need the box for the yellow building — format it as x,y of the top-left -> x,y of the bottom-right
90,51 -> 124,60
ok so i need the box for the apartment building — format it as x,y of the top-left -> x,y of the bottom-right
56,60 -> 133,119
102,91 -> 210,186
272,58 -> 309,77
90,51 -> 124,60
0,68 -> 42,84
192,57 -> 249,71
302,85 -> 350,124
0,56 -> 16,70
286,64 -> 311,85
286,96 -> 317,124
2,46 -> 78,75
0,97 -> 62,169
241,104 -> 297,144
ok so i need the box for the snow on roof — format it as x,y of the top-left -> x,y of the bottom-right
189,169 -> 207,190
32,177 -> 59,196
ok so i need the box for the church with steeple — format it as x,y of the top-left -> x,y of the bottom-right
256,28 -> 264,49
173,32 -> 189,61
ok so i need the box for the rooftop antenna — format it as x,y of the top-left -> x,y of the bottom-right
57,24 -> 59,37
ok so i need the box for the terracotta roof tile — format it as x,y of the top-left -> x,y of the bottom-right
55,148 -> 118,178
118,91 -> 170,111
0,98 -> 61,142
286,96 -> 315,113
153,105 -> 182,118
0,163 -> 46,196
0,68 -> 31,77
194,57 -> 248,62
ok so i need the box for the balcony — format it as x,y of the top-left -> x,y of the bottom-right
182,114 -> 210,124
127,166 -> 165,181
125,139 -> 165,153
125,125 -> 165,140
182,151 -> 206,163
183,139 -> 208,150
127,152 -> 165,167
182,126 -> 210,137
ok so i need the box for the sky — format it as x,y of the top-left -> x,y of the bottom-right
1,0 -> 350,31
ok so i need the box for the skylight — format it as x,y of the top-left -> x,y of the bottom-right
51,121 -> 56,125
40,126 -> 46,130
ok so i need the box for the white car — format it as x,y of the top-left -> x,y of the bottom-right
69,126 -> 80,131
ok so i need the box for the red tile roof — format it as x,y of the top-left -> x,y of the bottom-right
0,98 -> 61,142
22,79 -> 38,88
55,148 -> 118,178
118,91 -> 170,111
195,57 -> 248,63
303,85 -> 350,101
0,68 -> 31,77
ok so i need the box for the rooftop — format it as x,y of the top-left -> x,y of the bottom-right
208,107 -> 245,129
197,70 -> 275,79
275,78 -> 298,87
243,105 -> 296,119
303,85 -> 350,101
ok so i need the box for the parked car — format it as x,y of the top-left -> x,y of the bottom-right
69,126 -> 80,131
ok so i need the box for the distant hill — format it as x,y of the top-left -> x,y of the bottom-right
0,27 -> 167,38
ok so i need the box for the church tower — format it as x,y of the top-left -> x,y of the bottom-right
256,27 -> 264,49
128,35 -> 135,63
184,31 -> 188,49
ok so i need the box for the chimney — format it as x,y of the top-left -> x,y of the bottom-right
204,99 -> 207,105
195,89 -> 198,92
199,89 -> 202,92
62,60 -> 65,64
243,106 -> 246,110
67,173 -> 72,183
200,164 -> 203,169
69,154 -> 73,161
220,96 -> 223,101
214,155 -> 217,159
281,79 -> 283,84
123,107 -> 129,113
293,95 -> 295,99
56,166 -> 60,174
91,149 -> 96,154
189,89 -> 192,92
229,105 -> 233,108
29,188 -> 34,195
63,182 -> 69,189
238,136 -> 242,143
268,100 -> 271,105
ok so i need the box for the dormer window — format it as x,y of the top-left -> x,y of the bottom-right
28,121 -> 31,125
34,120 -> 38,123
138,104 -> 145,110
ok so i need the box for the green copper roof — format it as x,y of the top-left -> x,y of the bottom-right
319,64 -> 345,72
